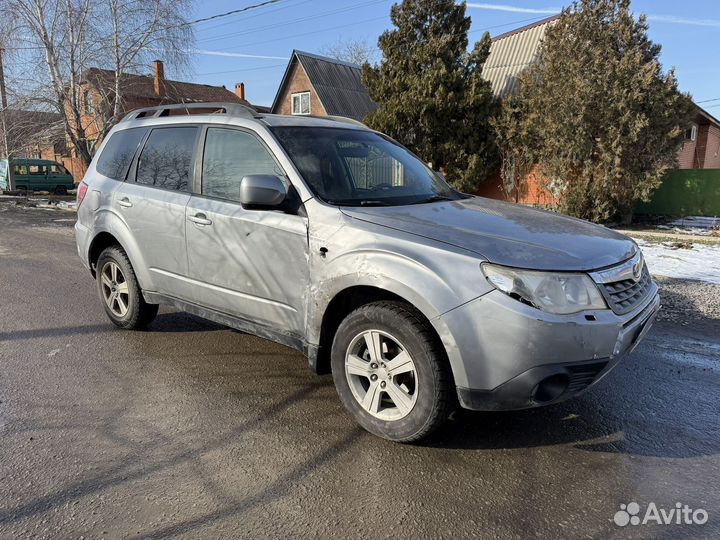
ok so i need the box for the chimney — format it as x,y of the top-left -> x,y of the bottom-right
235,82 -> 245,101
153,60 -> 164,96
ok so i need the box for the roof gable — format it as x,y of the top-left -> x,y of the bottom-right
271,50 -> 377,121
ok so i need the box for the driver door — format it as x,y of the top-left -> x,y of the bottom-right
185,126 -> 309,335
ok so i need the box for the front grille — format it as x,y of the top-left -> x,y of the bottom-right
566,361 -> 608,393
602,264 -> 652,315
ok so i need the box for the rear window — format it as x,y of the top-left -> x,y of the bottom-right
96,128 -> 147,180
135,127 -> 197,191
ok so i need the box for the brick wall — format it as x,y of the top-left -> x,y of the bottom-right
700,124 -> 720,169
677,136 -> 697,169
273,60 -> 326,116
475,165 -> 558,206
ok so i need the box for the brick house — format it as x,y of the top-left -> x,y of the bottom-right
271,50 -> 377,121
476,16 -> 720,205
59,60 -> 254,181
677,107 -> 720,169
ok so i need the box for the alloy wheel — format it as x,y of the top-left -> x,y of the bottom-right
345,330 -> 418,421
100,261 -> 130,317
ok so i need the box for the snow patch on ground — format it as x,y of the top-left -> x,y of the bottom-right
635,238 -> 720,284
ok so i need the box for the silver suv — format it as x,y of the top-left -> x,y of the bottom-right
75,103 -> 660,442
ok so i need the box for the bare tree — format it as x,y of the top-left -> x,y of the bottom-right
0,0 -> 193,168
320,38 -> 378,66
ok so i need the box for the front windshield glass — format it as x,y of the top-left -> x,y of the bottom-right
270,126 -> 459,206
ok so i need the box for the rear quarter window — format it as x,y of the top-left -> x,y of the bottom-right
96,128 -> 147,180
135,127 -> 197,192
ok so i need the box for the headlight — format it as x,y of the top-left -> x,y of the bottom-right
481,263 -> 607,314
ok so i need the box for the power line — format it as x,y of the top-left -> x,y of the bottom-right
184,0 -> 286,27
196,0 -> 390,45
209,12 -> 555,55
196,63 -> 286,76
470,15 -> 552,35
2,0 -> 289,49
697,97 -> 720,104
209,15 -> 389,52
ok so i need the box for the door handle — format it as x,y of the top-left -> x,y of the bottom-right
188,213 -> 212,226
117,197 -> 133,208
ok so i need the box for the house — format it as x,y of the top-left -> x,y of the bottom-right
61,61 -> 257,180
678,107 -> 720,169
0,109 -> 66,162
476,16 -> 720,205
271,50 -> 377,121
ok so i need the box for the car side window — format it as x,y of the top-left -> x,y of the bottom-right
135,127 -> 197,192
96,128 -> 147,180
202,127 -> 283,202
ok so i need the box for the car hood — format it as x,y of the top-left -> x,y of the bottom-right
341,197 -> 637,271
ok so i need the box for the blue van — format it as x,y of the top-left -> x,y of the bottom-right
0,158 -> 75,194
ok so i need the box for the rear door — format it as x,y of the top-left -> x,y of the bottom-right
114,125 -> 200,300
185,126 -> 309,334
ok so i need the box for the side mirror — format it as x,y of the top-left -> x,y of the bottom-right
239,175 -> 287,208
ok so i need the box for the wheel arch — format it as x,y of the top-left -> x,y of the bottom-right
86,227 -> 154,291
312,284 -> 451,377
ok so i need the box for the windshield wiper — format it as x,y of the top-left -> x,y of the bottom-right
410,195 -> 455,205
359,200 -> 390,206
326,199 -> 391,207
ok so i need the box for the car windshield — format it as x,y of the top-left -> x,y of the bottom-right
270,126 -> 460,206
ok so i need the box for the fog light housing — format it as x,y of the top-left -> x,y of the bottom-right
533,373 -> 569,403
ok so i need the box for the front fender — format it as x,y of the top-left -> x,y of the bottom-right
306,221 -> 494,387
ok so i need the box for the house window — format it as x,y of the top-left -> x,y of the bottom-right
685,124 -> 697,142
291,92 -> 311,115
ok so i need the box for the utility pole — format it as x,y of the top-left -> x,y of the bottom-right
0,47 -> 11,188
0,47 -> 7,109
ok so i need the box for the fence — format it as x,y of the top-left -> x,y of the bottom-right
635,169 -> 720,216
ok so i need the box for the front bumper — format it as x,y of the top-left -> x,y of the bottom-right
437,283 -> 660,411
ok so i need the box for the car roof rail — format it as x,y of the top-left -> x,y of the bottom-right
120,102 -> 261,122
311,114 -> 367,128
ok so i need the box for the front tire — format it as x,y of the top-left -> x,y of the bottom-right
331,301 -> 454,442
96,246 -> 158,329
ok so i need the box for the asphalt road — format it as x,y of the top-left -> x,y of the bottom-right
1,201 -> 719,539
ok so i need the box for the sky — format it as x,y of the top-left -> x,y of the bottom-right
182,0 -> 720,111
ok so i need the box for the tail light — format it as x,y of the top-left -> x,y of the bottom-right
77,182 -> 89,207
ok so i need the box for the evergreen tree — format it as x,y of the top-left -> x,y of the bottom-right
494,0 -> 693,223
362,0 -> 498,192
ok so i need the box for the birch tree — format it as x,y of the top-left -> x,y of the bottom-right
0,0 -> 192,168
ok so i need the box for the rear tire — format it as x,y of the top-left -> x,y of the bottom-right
331,301 -> 453,442
54,185 -> 68,195
96,246 -> 158,329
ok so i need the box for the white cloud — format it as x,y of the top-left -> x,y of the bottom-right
645,14 -> 720,28
193,49 -> 287,60
466,3 -> 558,14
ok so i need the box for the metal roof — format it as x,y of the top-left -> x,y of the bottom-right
271,50 -> 377,121
482,15 -> 559,98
